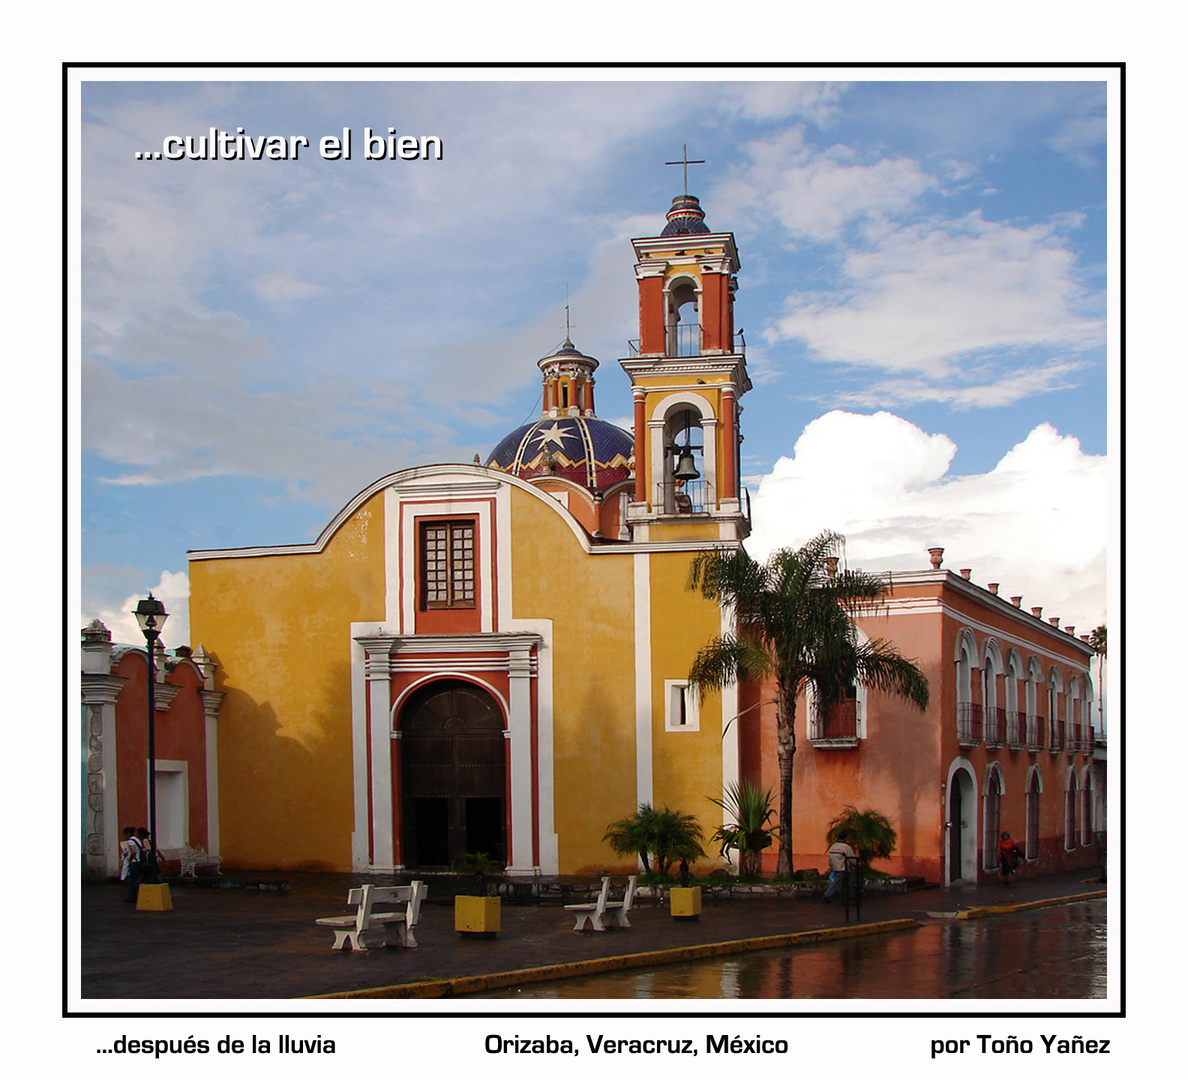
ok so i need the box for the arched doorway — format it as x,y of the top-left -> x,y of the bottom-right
947,766 -> 976,883
398,680 -> 506,869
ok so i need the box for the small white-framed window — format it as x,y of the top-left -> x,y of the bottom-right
665,680 -> 700,732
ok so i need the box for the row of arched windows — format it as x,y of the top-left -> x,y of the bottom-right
981,761 -> 1098,869
956,628 -> 1095,754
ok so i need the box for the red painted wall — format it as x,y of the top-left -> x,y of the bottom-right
113,651 -> 210,852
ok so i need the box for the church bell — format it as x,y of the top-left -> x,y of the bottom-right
673,447 -> 700,480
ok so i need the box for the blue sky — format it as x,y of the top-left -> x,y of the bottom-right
77,72 -> 1112,647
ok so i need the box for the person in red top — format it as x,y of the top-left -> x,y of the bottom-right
997,831 -> 1023,884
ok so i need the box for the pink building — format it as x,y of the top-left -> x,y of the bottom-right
739,552 -> 1104,884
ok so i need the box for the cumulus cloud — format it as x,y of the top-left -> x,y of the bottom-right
88,570 -> 191,651
746,411 -> 1107,634
771,213 -> 1102,375
719,81 -> 848,125
1049,114 -> 1107,168
716,127 -> 936,243
709,118 -> 1104,411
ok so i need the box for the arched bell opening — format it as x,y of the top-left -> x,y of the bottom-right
397,679 -> 507,870
663,405 -> 705,513
665,277 -> 701,357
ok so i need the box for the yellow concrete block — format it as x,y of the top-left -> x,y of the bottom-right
135,883 -> 173,911
670,886 -> 702,919
454,895 -> 501,935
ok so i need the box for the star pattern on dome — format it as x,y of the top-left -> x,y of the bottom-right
532,422 -> 575,450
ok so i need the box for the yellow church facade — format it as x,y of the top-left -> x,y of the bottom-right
188,191 -> 751,876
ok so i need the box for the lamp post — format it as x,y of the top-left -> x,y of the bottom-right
133,593 -> 168,867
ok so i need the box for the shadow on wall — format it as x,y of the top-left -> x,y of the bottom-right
212,657 -> 354,873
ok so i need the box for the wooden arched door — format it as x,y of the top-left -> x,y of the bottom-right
399,680 -> 506,869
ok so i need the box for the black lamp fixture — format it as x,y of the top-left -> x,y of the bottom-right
133,593 -> 169,865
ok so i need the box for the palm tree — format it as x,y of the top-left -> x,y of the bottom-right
1088,624 -> 1106,738
706,780 -> 778,877
687,530 -> 929,877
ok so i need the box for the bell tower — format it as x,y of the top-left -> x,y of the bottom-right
619,187 -> 751,542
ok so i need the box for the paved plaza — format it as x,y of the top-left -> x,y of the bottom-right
78,868 -> 1105,1002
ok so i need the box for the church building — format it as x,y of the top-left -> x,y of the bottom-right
86,186 -> 1102,886
186,191 -> 751,877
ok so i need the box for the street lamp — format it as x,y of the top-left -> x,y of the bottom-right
134,593 -> 168,869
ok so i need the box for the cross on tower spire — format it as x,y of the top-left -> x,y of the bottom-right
665,144 -> 705,196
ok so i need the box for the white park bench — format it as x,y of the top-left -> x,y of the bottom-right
315,882 -> 427,951
565,875 -> 637,931
179,845 -> 222,877
158,845 -> 222,877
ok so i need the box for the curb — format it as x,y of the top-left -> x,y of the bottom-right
949,889 -> 1106,920
308,917 -> 922,1000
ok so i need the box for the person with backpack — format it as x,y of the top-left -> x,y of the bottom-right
124,828 -> 159,902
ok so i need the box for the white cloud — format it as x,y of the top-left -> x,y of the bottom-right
770,212 -> 1102,376
831,357 -> 1088,411
747,411 -> 1107,634
88,570 -> 191,651
252,269 -> 321,303
719,81 -> 847,125
716,127 -> 936,243
1049,114 -> 1107,168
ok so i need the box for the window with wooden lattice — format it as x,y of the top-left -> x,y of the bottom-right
420,521 -> 476,609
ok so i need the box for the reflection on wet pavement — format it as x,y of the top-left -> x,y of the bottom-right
469,901 -> 1106,1000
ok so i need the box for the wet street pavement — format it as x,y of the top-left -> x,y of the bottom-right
467,900 -> 1107,999
76,869 -> 1107,1004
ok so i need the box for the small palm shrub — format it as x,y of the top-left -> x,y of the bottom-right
825,805 -> 897,872
707,780 -> 778,877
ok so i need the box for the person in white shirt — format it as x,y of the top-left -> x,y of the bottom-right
118,826 -> 136,881
822,839 -> 856,902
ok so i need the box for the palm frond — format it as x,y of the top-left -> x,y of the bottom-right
687,634 -> 772,698
852,639 -> 931,711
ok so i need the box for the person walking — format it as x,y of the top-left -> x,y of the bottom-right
124,829 -> 148,903
822,838 -> 856,903
997,831 -> 1022,884
118,826 -> 136,883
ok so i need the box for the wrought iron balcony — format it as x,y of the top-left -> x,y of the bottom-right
984,707 -> 1008,747
670,323 -> 701,357
656,479 -> 712,515
625,329 -> 747,358
810,699 -> 860,747
957,702 -> 983,746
